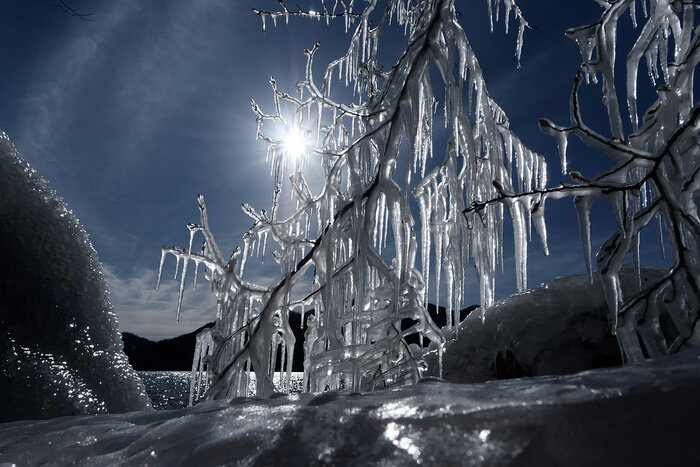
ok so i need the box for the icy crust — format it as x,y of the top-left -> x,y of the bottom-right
427,267 -> 668,384
0,131 -> 151,422
1,349 -> 699,466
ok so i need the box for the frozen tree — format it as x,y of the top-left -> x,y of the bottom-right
160,0 -> 545,400
466,0 -> 700,362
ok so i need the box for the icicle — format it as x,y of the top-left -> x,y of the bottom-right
513,140 -> 524,190
655,213 -> 666,259
417,189 -> 431,307
659,22 -> 670,85
515,17 -> 525,68
189,339 -> 202,407
279,337 -> 287,391
538,119 -> 569,174
174,255 -> 181,280
255,231 -> 262,257
316,102 -> 323,146
377,195 -> 386,253
504,0 -> 512,33
262,231 -> 268,260
607,191 -> 627,237
531,196 -> 549,256
645,38 -> 659,86
445,261 -> 454,327
574,196 -> 594,284
504,132 -> 513,174
538,156 -> 547,189
435,227 -> 442,312
486,0 -> 494,32
498,202 -> 504,275
187,226 -> 197,255
632,233 -> 642,291
512,200 -> 527,292
156,249 -> 167,290
524,150 -> 534,193
382,195 -> 390,250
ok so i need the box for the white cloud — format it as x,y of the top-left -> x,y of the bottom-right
102,262 -> 217,341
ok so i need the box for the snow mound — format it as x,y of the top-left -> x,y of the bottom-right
1,349 -> 698,465
0,130 -> 150,422
428,267 -> 668,383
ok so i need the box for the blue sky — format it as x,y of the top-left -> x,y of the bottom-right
0,1 -> 670,339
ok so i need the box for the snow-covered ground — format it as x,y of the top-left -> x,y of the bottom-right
426,268 -> 668,383
2,348 -> 699,466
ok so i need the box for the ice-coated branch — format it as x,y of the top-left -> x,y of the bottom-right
158,195 -> 296,399
468,0 -> 700,362
253,0 -> 363,32
162,0 -> 546,399
486,0 -> 535,66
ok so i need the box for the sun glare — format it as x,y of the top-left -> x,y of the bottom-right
283,127 -> 307,160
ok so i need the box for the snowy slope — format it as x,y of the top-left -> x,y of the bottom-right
0,130 -> 150,422
427,267 -> 668,383
1,349 -> 698,465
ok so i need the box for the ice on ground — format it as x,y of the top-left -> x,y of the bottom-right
1,348 -> 699,465
428,267 -> 668,383
0,130 -> 151,422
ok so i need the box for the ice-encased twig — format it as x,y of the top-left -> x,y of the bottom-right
162,0 -> 546,399
467,1 -> 700,362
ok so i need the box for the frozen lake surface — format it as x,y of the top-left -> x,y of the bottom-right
138,372 -> 192,410
139,372 -> 306,410
2,349 -> 700,465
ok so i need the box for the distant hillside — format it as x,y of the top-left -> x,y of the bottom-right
122,322 -> 214,371
121,332 -> 154,353
122,304 -> 477,371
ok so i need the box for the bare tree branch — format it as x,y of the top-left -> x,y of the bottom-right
55,1 -> 93,21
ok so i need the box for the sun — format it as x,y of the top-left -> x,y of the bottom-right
283,127 -> 307,160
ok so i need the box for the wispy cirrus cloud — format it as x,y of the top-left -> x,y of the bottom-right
17,2 -> 229,174
10,1 -> 254,274
16,3 -> 136,165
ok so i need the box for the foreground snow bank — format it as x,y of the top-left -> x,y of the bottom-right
2,349 -> 699,466
0,131 -> 150,422
428,268 -> 668,383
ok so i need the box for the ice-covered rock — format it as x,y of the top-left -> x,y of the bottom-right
428,267 -> 668,383
1,348 -> 698,465
0,130 -> 150,422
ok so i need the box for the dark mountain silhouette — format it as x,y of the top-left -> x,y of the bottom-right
122,322 -> 214,371
123,304 -> 477,371
121,332 -> 154,353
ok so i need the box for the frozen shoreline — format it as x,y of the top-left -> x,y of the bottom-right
2,348 -> 699,466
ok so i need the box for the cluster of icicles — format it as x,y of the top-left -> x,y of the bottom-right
555,0 -> 699,362
158,0 -> 699,403
492,0 -> 700,362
